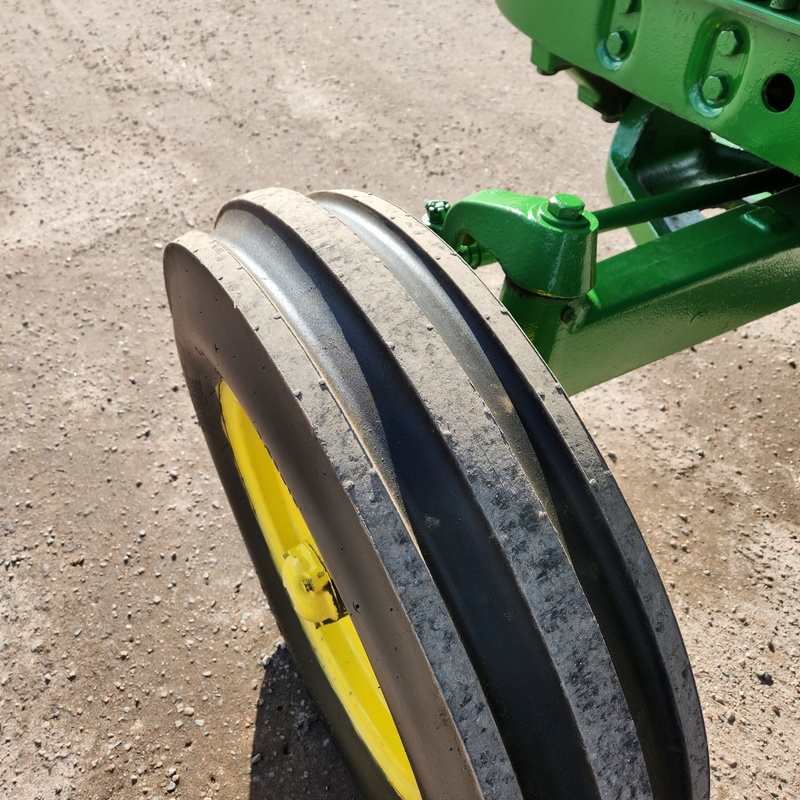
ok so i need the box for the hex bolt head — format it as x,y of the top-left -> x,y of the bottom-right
703,73 -> 729,104
425,199 -> 450,226
547,194 -> 586,221
606,30 -> 629,59
716,29 -> 742,57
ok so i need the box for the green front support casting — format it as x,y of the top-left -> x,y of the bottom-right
495,0 -> 800,175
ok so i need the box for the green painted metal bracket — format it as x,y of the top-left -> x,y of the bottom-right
438,190 -> 599,298
495,0 -> 800,177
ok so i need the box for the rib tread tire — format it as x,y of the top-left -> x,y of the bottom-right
164,187 -> 709,800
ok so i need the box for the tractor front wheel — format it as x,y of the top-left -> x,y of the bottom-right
164,188 -> 708,800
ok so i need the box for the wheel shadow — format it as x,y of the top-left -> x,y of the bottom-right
249,644 -> 363,799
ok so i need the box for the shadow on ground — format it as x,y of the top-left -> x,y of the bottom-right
250,644 -> 363,799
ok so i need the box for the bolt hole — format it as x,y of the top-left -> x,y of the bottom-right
762,73 -> 795,112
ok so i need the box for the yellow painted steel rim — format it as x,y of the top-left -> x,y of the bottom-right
219,381 -> 420,799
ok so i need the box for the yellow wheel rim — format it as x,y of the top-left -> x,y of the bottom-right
219,381 -> 420,799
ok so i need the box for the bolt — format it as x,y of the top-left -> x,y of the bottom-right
703,73 -> 729,103
716,29 -> 742,57
606,30 -> 629,59
425,199 -> 450,227
546,194 -> 586,222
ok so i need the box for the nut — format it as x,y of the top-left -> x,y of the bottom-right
702,73 -> 729,104
716,29 -> 742,57
546,194 -> 586,222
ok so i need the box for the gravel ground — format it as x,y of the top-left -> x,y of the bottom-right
1,1 -> 798,798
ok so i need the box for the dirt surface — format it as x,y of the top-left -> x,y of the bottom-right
1,1 -> 798,798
